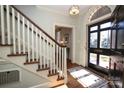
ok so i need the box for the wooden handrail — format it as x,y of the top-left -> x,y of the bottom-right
11,5 -> 66,47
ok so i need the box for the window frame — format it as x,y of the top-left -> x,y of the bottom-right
88,18 -> 112,74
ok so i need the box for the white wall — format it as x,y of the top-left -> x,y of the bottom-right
14,5 -> 77,38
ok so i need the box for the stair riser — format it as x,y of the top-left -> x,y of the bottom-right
0,46 -> 11,57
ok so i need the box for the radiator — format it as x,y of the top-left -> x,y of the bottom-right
0,70 -> 19,85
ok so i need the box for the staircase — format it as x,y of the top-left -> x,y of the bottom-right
0,5 -> 67,87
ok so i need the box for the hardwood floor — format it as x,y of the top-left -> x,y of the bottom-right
66,62 -> 113,88
66,62 -> 84,88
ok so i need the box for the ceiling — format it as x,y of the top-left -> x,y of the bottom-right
37,5 -> 91,16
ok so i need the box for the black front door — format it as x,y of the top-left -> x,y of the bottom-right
88,19 -> 112,74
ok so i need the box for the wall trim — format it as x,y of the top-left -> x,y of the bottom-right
87,13 -> 112,26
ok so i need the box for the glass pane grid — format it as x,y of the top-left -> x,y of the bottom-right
90,33 -> 98,48
90,26 -> 98,31
100,30 -> 111,48
89,53 -> 97,65
99,55 -> 110,69
100,22 -> 111,29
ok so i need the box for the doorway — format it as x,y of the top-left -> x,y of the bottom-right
88,18 -> 112,74
55,25 -> 72,63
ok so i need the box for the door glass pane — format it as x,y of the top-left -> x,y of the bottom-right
90,33 -> 98,48
99,55 -> 109,69
111,30 -> 116,49
100,22 -> 111,29
90,26 -> 98,31
117,29 -> 124,49
89,53 -> 97,65
100,30 -> 111,48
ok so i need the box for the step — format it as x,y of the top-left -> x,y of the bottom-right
57,75 -> 64,81
48,69 -> 59,77
37,64 -> 49,71
51,83 -> 65,88
47,75 -> 65,87
8,52 -> 27,57
24,61 -> 39,65
0,44 -> 13,46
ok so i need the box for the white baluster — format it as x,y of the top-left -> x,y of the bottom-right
48,40 -> 50,74
17,12 -> 21,54
41,32 -> 44,69
50,42 -> 53,74
31,24 -> 34,61
12,8 -> 16,54
52,43 -> 55,74
0,5 -> 5,44
57,45 -> 60,71
62,48 -> 64,76
64,47 -> 67,84
46,37 -> 49,68
22,16 -> 25,53
54,44 -> 56,73
43,35 -> 46,68
56,45 -> 58,71
35,28 -> 38,61
39,32 -> 42,69
48,41 -> 50,68
45,37 -> 47,68
59,47 -> 62,71
27,21 -> 30,62
6,5 -> 11,44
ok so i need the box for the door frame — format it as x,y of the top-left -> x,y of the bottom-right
87,18 -> 112,74
53,23 -> 76,63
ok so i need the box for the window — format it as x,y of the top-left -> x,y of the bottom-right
89,53 -> 97,65
99,55 -> 110,69
100,22 -> 111,29
90,33 -> 98,48
100,30 -> 111,48
90,26 -> 98,31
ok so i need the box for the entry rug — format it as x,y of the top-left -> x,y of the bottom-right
68,66 -> 108,88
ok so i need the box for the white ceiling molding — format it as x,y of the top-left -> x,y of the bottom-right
36,5 -> 91,16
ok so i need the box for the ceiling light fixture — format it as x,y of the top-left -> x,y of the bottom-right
69,5 -> 80,15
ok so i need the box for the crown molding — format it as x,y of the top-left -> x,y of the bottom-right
36,5 -> 70,16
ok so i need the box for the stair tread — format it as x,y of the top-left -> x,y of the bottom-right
57,76 -> 64,81
0,44 -> 13,46
48,72 -> 59,77
24,61 -> 39,65
37,67 -> 50,71
8,53 -> 27,56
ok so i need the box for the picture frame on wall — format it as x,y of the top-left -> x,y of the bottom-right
64,34 -> 69,44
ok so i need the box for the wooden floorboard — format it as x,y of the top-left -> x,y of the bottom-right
66,62 -> 112,88
67,62 -> 84,88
